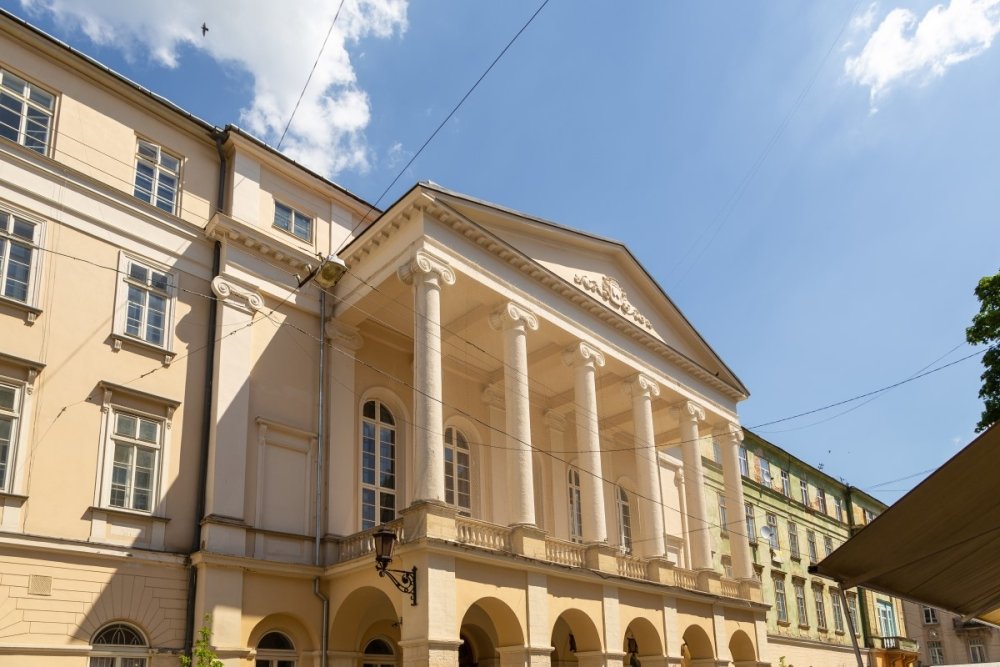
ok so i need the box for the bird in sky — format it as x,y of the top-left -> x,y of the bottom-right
201,23 -> 209,36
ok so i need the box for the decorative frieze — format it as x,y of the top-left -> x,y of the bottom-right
574,273 -> 653,330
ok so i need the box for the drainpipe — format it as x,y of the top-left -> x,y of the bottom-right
313,289 -> 329,667
183,128 -> 228,654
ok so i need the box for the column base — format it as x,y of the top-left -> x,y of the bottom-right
402,500 -> 457,541
399,638 -> 462,667
696,569 -> 723,595
510,524 -> 547,559
739,578 -> 763,602
646,557 -> 676,585
584,543 -> 618,573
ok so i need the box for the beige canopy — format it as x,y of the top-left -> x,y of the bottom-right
812,424 -> 1000,626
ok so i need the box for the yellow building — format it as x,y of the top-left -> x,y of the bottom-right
0,9 -> 900,667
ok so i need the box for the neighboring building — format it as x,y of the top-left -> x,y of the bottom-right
0,9 -> 789,667
903,602 -> 1000,666
705,430 -> 920,667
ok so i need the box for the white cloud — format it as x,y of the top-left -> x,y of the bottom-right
845,0 -> 1000,107
19,0 -> 408,176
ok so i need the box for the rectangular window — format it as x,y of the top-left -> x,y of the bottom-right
766,512 -> 779,548
831,591 -> 845,633
824,535 -> 834,556
781,469 -> 790,496
760,458 -> 772,486
848,595 -> 860,635
738,445 -> 749,476
800,479 -> 810,506
929,641 -> 944,665
273,201 -> 313,241
718,492 -> 728,530
923,606 -> 938,624
0,382 -> 21,491
876,599 -> 898,637
107,411 -> 161,512
118,257 -> 173,348
788,522 -> 800,558
817,488 -> 828,514
712,437 -> 721,464
745,502 -> 756,543
774,576 -> 788,623
0,209 -> 40,304
807,530 -> 818,562
834,496 -> 844,522
133,139 -> 180,214
0,68 -> 54,154
814,588 -> 828,630
970,639 -> 987,664
864,508 -> 877,524
794,582 -> 809,627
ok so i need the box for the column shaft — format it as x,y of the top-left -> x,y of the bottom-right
675,401 -> 712,570
627,374 -> 665,557
565,343 -> 607,544
719,423 -> 755,580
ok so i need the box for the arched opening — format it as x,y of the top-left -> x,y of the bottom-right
256,631 -> 297,666
362,637 -> 396,667
729,629 -> 756,667
459,597 -> 525,667
89,622 -> 148,667
330,586 -> 400,658
623,617 -> 664,667
551,609 -> 602,667
681,625 -> 714,667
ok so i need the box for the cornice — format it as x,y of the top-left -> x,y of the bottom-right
206,212 -> 319,273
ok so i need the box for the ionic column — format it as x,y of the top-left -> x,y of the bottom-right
673,400 -> 711,570
489,301 -> 539,526
625,373 -> 665,557
563,342 -> 607,544
716,421 -> 754,580
398,251 -> 456,504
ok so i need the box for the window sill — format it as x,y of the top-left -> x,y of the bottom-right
790,554 -> 801,561
835,630 -> 846,636
110,332 -> 175,364
818,627 -> 829,633
89,506 -> 169,551
799,624 -> 811,630
0,295 -> 41,324
777,620 -> 792,627
90,505 -> 169,523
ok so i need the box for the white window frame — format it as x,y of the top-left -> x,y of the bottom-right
923,606 -> 938,624
0,356 -> 41,518
774,575 -> 789,623
780,469 -> 790,496
929,641 -> 944,665
745,502 -> 756,543
814,587 -> 828,630
834,496 -> 844,522
0,380 -> 21,494
831,590 -> 845,633
738,445 -> 749,476
443,425 -> 471,516
800,479 -> 810,506
794,581 -> 809,627
807,530 -> 818,563
766,512 -> 779,548
970,639 -> 987,664
255,631 -> 298,667
568,466 -> 583,543
616,485 -> 632,554
817,488 -> 828,514
718,492 -> 728,530
788,521 -> 800,558
273,201 -> 313,242
113,253 -> 177,354
0,207 -> 43,309
88,622 -> 149,667
102,409 -> 163,513
711,437 -> 721,464
360,399 -> 397,530
848,594 -> 860,636
0,67 -> 55,155
760,458 -> 772,486
133,138 -> 181,214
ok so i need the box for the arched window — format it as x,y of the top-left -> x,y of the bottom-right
89,623 -> 147,667
361,399 -> 396,530
362,638 -> 396,667
568,467 -> 583,543
444,426 -> 471,515
256,631 -> 296,667
617,485 -> 633,554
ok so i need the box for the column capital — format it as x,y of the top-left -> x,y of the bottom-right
482,381 -> 505,408
211,276 -> 264,313
543,409 -> 567,432
396,249 -> 456,286
324,320 -> 364,352
713,421 -> 744,443
489,301 -> 539,332
563,341 -> 606,368
672,400 -> 705,424
624,372 -> 660,399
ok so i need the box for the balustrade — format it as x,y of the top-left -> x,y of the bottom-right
456,517 -> 512,551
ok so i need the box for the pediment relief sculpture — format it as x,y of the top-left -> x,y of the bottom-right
573,273 -> 653,330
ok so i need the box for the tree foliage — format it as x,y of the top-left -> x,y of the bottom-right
180,615 -> 223,667
967,269 -> 1000,432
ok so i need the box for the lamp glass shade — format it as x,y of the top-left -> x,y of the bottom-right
373,526 -> 396,562
313,255 -> 348,289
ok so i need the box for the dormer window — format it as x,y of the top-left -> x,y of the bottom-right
273,202 -> 312,241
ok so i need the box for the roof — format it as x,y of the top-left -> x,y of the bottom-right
812,424 -> 1000,625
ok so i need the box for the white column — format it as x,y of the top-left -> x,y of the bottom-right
490,302 -> 539,527
545,410 -> 569,539
398,251 -> 456,504
625,373 -> 665,558
203,276 -> 264,556
673,400 -> 712,570
716,421 -> 754,580
563,342 -> 607,544
483,382 -> 507,525
326,320 -> 363,536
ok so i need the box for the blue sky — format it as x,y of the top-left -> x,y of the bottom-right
6,0 -> 999,503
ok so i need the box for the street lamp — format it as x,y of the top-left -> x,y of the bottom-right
373,526 -> 417,606
298,255 -> 348,289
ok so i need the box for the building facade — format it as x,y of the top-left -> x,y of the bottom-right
902,602 -> 1000,666
704,430 -> 920,667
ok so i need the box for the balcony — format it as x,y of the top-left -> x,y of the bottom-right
869,636 -> 920,653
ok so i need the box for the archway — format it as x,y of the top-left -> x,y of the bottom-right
330,586 -> 401,656
623,617 -> 664,666
729,629 -> 756,667
681,625 -> 714,667
551,609 -> 602,667
459,597 -> 525,667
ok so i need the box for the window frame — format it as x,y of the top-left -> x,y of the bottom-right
0,379 -> 22,493
800,479 -> 810,506
834,496 -> 844,522
738,445 -> 749,477
717,491 -> 728,531
817,488 -> 828,514
780,469 -> 790,496
773,575 -> 789,623
443,425 -> 472,516
102,409 -> 163,513
133,138 -> 181,215
922,606 -> 938,624
113,253 -> 177,353
616,485 -> 633,554
969,638 -> 987,664
0,207 -> 43,310
831,590 -> 845,633
88,622 -> 149,667
760,458 -> 772,486
788,521 -> 800,559
255,631 -> 297,667
273,201 -> 313,242
807,530 -> 818,563
824,535 -> 834,557
0,67 -> 55,155
744,502 -> 756,543
360,398 -> 398,531
928,641 -> 944,665
794,581 -> 809,627
847,594 -> 860,636
568,466 -> 583,543
814,587 -> 828,630
765,512 -> 779,548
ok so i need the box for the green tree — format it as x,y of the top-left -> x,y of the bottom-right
180,614 -> 223,667
967,269 -> 1000,432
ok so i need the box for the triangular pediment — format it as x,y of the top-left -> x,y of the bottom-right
424,184 -> 747,398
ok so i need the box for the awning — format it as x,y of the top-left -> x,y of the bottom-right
812,424 -> 1000,626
